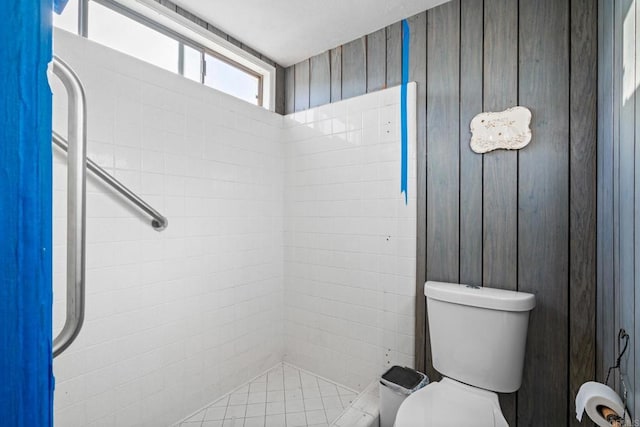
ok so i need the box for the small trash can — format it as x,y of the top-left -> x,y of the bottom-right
379,366 -> 429,427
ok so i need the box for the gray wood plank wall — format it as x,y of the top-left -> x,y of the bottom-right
599,0 -> 640,420
284,0 -> 598,424
481,0 -> 518,414
570,1 -> 598,425
406,12 -> 428,377
618,0 -> 636,413
598,0 -> 617,395
518,1 -> 570,425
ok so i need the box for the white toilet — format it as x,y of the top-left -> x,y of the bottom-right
394,281 -> 536,427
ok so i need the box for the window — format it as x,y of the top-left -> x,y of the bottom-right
53,0 -> 274,109
88,2 -> 179,73
204,53 -> 261,106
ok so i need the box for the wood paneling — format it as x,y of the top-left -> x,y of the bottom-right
407,11 -> 429,377
175,6 -> 208,29
205,23 -> 229,41
239,43 -> 262,62
386,22 -> 402,88
459,0 -> 483,287
275,65 -> 285,114
283,1 -> 598,424
294,60 -> 310,111
260,55 -> 277,68
330,47 -> 342,102
285,66 -> 294,115
518,0 -> 570,424
342,38 -> 367,99
599,0 -> 640,418
310,53 -> 330,108
482,0 -> 518,292
157,0 -> 176,12
426,1 -> 460,284
569,1 -> 597,425
619,0 -> 636,413
483,1 -> 518,422
367,28 -> 386,92
227,36 -> 242,48
597,0 -> 616,386
612,2 -> 623,396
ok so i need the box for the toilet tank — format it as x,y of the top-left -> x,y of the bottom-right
425,281 -> 535,393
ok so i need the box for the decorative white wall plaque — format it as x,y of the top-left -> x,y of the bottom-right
470,106 -> 532,154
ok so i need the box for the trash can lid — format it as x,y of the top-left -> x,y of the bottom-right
381,366 -> 426,391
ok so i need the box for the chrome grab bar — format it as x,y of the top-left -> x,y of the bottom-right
52,132 -> 168,231
52,56 -> 87,358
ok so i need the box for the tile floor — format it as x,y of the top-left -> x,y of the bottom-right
177,363 -> 360,427
331,381 -> 379,427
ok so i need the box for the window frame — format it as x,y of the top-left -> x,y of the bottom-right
65,0 -> 274,110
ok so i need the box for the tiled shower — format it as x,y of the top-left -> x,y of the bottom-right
52,28 -> 416,426
178,363 -> 360,426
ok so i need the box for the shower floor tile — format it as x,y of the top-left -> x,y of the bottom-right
178,363 -> 358,427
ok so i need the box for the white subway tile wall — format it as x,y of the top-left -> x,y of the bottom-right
52,30 -> 284,427
52,29 -> 415,426
282,84 -> 417,392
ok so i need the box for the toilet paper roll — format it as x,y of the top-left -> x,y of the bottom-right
576,381 -> 625,427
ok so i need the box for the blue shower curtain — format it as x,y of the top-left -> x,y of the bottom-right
0,0 -> 54,425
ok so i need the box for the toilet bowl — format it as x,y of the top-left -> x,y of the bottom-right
394,378 -> 507,427
394,281 -> 535,427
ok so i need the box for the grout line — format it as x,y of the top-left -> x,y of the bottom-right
176,361 -> 369,427
282,362 -> 359,395
261,366 -> 268,427
222,397 -> 230,426
171,362 -> 283,426
298,367 -> 309,426
281,363 -> 287,427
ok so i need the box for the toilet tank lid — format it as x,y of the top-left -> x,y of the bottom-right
425,281 -> 536,312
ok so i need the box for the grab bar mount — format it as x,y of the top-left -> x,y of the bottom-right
52,132 -> 168,231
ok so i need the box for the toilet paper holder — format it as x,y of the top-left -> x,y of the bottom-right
604,328 -> 630,425
576,330 -> 631,427
604,329 -> 630,388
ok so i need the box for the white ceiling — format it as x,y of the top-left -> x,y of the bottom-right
170,0 -> 449,67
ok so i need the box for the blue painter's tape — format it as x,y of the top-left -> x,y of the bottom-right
54,0 -> 69,15
400,19 -> 410,205
0,0 -> 53,425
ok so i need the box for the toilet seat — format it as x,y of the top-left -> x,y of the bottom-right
394,377 -> 509,427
